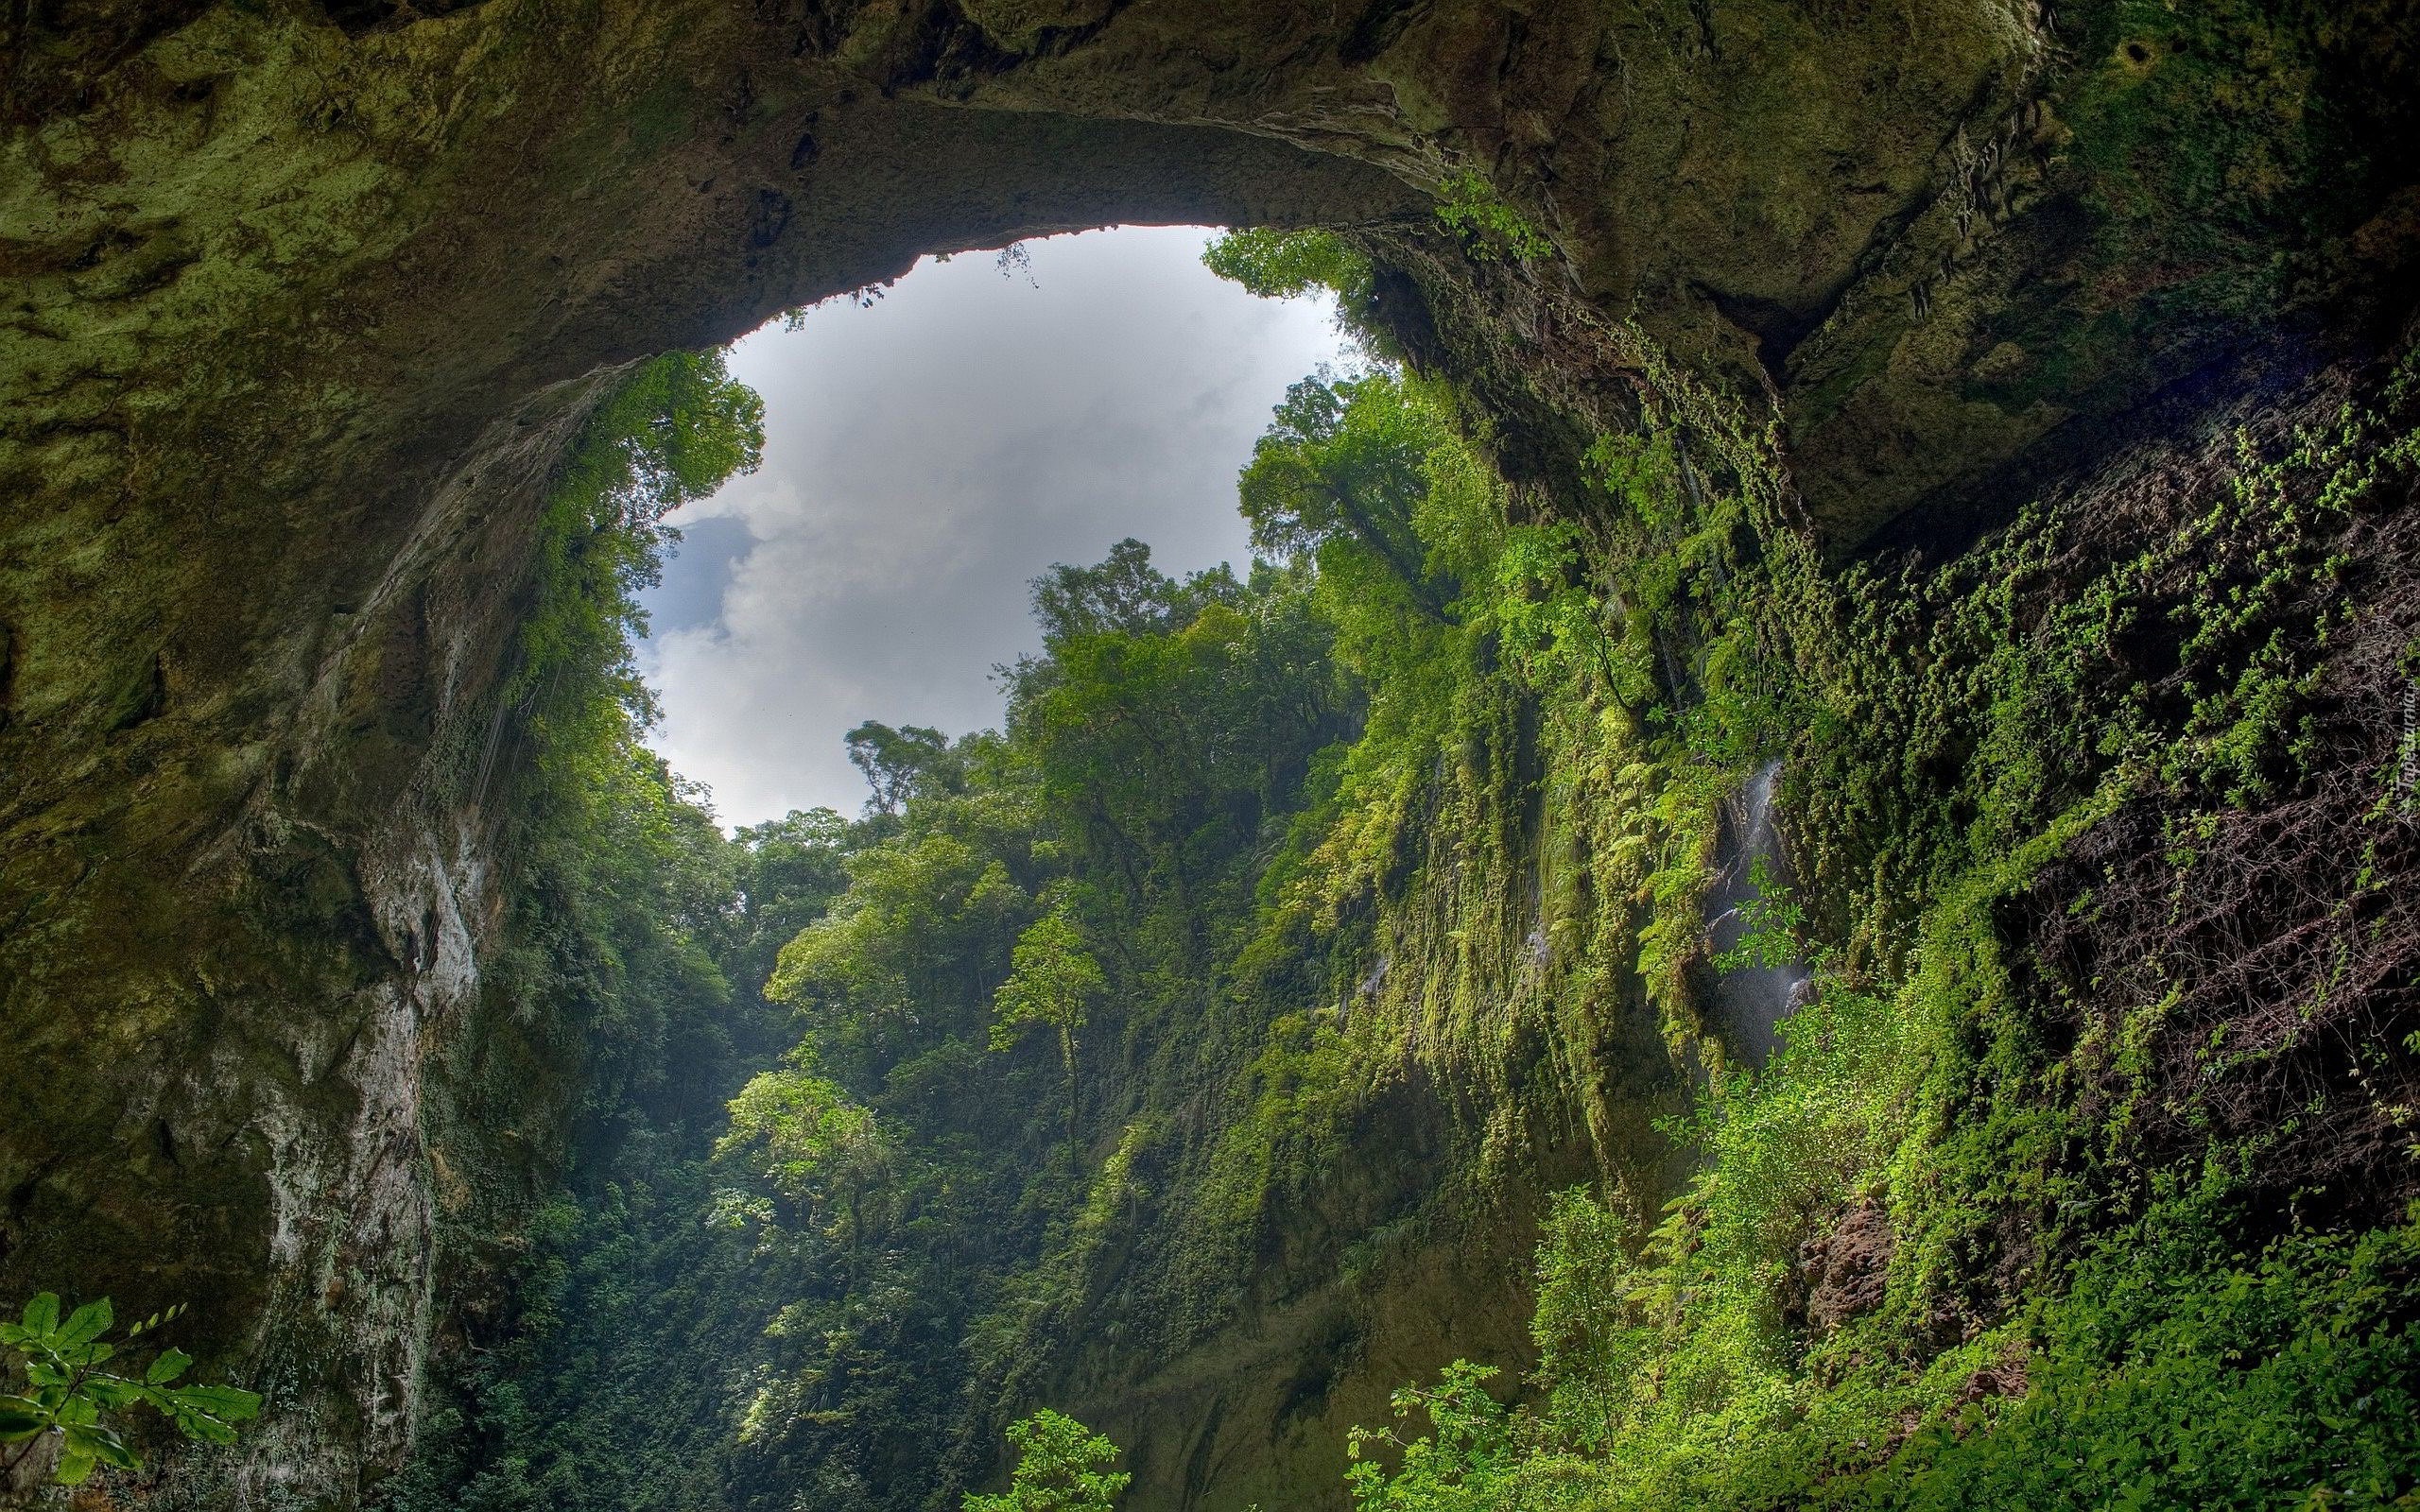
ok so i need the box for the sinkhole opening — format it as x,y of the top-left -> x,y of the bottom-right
632,224 -> 1353,829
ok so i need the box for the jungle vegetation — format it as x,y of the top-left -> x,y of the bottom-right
380,229 -> 2420,1512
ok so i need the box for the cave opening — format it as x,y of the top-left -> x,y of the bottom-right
7,2 -> 2419,1508
636,224 -> 1352,826
348,214 -> 1529,1512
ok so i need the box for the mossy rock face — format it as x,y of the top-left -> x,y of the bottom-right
1,0 -> 2414,1505
956,0 -> 1119,53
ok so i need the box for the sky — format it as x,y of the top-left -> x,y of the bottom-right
635,225 -> 1351,829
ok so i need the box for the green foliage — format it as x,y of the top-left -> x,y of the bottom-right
384,804 -> 865,1512
718,1059 -> 890,1228
1239,370 -> 1457,618
1846,1190 -> 2420,1512
1345,1362 -> 1526,1511
1338,326 -> 2420,1512
1432,171 -> 1554,263
379,351 -> 832,1512
512,350 -> 763,752
768,814 -> 1028,1086
1028,537 -> 1234,642
847,720 -> 965,817
990,902 -> 1105,1149
0,1296 -> 260,1487
962,1410 -> 1129,1512
410,274 -> 2420,1512
1349,948 -> 2420,1509
406,314 -> 1497,1510
1525,1188 -> 1645,1449
1709,858 -> 1805,973
1201,228 -> 1387,353
722,807 -> 855,1004
1355,1186 -> 2420,1512
953,1402 -> 1122,1509
1201,228 -> 1370,301
601,526 -> 1359,1505
1482,517 -> 1624,696
493,349 -> 768,1125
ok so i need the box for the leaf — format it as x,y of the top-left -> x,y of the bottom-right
64,1422 -> 141,1470
82,1377 -> 143,1410
0,1404 -> 47,1443
55,1448 -> 95,1486
171,1383 -> 264,1422
176,1412 -> 240,1446
57,1298 -> 113,1349
147,1348 -> 194,1384
19,1294 -> 59,1335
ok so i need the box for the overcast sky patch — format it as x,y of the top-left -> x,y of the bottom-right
636,225 -> 1347,828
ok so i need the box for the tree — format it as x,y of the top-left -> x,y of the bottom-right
605,349 -> 767,526
1342,1362 -> 1518,1512
1201,228 -> 1367,301
717,1060 -> 892,1240
0,1297 -> 261,1491
1028,539 -> 1240,646
768,828 -> 1028,1086
846,721 -> 959,817
1238,372 -> 1455,620
962,1409 -> 1128,1512
723,807 -> 855,1008
1201,228 -> 1388,355
990,905 -> 1107,1151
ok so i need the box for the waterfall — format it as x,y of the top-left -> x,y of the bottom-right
1701,759 -> 1812,1064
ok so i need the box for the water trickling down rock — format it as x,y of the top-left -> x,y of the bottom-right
1702,760 -> 1812,1065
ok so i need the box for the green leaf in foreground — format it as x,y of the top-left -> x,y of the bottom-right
0,1295 -> 261,1487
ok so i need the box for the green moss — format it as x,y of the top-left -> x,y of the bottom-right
1340,326 -> 2420,1512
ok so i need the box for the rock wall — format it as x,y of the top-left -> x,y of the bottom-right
3,0 -> 2414,1503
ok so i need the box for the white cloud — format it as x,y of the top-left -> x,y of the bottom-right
636,225 -> 1347,828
